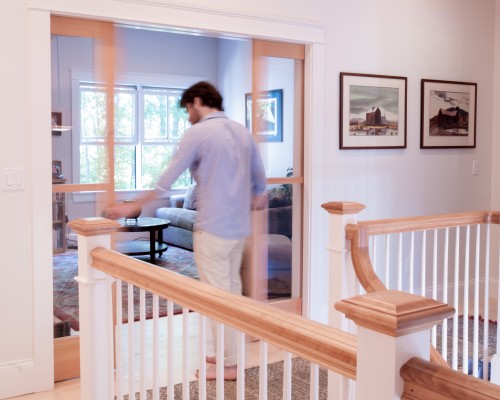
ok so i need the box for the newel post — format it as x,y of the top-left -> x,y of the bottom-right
336,290 -> 454,399
321,201 -> 365,400
321,202 -> 366,330
67,217 -> 121,400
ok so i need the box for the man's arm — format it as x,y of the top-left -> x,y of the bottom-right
103,130 -> 199,219
250,139 -> 268,210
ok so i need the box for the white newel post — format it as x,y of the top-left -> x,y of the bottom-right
336,290 -> 454,400
321,201 -> 365,400
68,218 -> 121,400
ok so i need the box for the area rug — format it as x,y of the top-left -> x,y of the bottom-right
124,357 -> 327,400
53,244 -> 198,331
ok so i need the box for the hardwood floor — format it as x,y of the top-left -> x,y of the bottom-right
13,313 -> 286,400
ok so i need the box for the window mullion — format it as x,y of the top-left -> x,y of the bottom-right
136,87 -> 143,189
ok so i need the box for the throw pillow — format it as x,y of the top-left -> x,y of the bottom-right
183,184 -> 197,210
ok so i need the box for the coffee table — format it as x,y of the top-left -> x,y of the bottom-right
115,217 -> 170,262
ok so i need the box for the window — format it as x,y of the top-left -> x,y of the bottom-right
79,83 -> 191,190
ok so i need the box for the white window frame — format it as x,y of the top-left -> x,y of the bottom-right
70,68 -> 204,202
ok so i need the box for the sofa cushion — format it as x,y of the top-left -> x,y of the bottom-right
155,207 -> 196,231
183,184 -> 197,210
169,194 -> 185,208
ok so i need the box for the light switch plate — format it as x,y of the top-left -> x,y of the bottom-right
472,160 -> 480,176
3,168 -> 25,190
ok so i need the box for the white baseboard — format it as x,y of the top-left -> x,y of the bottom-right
0,359 -> 36,399
414,277 -> 500,318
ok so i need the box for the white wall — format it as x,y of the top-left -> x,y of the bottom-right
325,0 -> 495,219
218,39 -> 294,178
218,38 -> 252,126
1,0 -> 498,397
493,2 -> 500,212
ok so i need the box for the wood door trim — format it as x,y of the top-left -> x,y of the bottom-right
54,336 -> 80,382
267,177 -> 304,185
253,39 -> 305,60
51,15 -> 116,382
51,16 -> 113,39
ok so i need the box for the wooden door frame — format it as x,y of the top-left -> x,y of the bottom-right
245,39 -> 305,315
51,15 -> 116,382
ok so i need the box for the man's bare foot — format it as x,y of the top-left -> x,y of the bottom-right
206,356 -> 216,364
195,364 -> 237,381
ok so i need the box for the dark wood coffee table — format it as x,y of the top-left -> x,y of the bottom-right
115,217 -> 170,262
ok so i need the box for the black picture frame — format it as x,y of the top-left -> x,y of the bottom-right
245,89 -> 283,142
340,72 -> 407,149
420,79 -> 477,149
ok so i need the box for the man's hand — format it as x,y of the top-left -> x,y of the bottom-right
251,191 -> 268,211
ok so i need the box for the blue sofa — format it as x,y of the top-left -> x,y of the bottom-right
154,189 -> 293,297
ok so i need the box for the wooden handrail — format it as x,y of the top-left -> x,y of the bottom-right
346,223 -> 448,367
90,247 -> 358,379
356,210 -> 499,236
401,357 -> 500,399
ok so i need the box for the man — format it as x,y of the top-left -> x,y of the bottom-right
105,81 -> 267,380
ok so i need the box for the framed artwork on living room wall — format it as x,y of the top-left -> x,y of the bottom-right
420,79 -> 477,149
245,89 -> 283,142
339,72 -> 407,149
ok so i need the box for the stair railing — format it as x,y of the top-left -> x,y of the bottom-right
323,202 -> 500,384
70,216 -> 500,399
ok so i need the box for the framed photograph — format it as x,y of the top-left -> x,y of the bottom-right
51,112 -> 62,136
245,89 -> 283,142
52,160 -> 63,179
420,79 -> 477,148
340,72 -> 407,149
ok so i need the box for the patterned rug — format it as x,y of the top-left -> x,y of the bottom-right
436,315 -> 497,378
53,244 -> 198,331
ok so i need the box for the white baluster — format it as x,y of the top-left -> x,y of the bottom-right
463,225 -> 470,374
236,331 -> 245,399
310,362 -> 320,400
409,231 -> 415,294
452,226 -> 460,370
473,225 -> 481,377
421,230 -> 427,297
167,300 -> 175,400
152,294 -> 160,400
483,223 -> 491,381
441,228 -> 449,362
216,322 -> 224,400
259,341 -> 268,400
385,234 -> 390,288
140,288 -> 146,399
116,279 -> 124,399
183,307 -> 190,400
128,283 -> 135,398
432,229 -> 438,346
397,232 -> 403,291
198,314 -> 207,399
283,351 -> 292,400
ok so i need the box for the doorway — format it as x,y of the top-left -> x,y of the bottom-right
50,17 -> 306,381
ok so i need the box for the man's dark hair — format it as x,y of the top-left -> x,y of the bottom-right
180,81 -> 224,111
